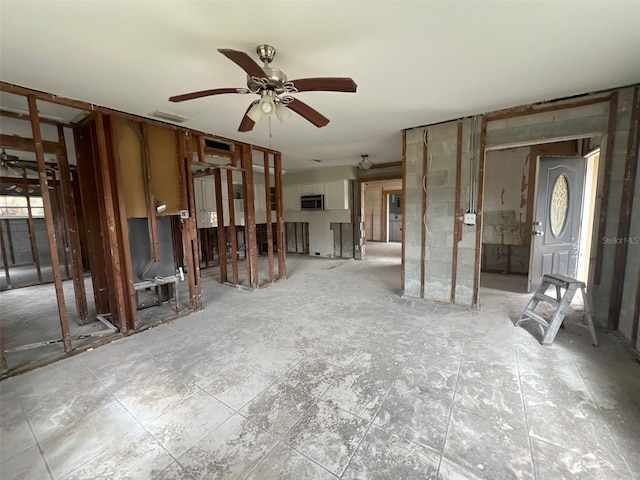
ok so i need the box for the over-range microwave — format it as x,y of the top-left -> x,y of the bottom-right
300,194 -> 324,211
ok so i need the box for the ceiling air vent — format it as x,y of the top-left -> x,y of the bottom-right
150,110 -> 189,123
204,138 -> 233,152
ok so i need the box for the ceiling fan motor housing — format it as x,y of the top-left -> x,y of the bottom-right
256,44 -> 276,65
247,67 -> 288,94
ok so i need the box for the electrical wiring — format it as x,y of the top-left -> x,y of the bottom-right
422,128 -> 434,281
129,120 -> 157,281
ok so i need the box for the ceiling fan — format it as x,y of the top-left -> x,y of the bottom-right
169,45 -> 357,132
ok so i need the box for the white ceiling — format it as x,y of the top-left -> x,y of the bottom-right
1,1 -> 639,172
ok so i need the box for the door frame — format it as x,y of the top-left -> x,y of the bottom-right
383,189 -> 403,242
477,134 -> 605,305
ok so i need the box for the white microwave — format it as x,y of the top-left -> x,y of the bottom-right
300,194 -> 324,211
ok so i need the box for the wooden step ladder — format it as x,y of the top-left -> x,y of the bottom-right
517,273 -> 598,346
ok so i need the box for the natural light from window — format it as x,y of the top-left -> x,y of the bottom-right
0,195 -> 45,218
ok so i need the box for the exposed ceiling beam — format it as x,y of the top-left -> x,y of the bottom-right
0,134 -> 60,155
0,81 -> 96,112
0,108 -> 66,126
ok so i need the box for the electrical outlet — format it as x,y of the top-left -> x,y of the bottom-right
463,213 -> 476,226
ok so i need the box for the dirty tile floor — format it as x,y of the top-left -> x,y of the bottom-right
1,243 -> 639,479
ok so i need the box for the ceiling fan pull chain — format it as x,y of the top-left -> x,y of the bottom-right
268,116 -> 273,148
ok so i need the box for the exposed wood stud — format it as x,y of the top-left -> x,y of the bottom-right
57,125 -> 88,322
49,169 -> 70,278
1,81 -> 97,112
420,129 -> 428,299
22,171 -> 42,284
28,94 -> 72,351
140,123 -> 159,262
214,168 -> 228,282
0,108 -> 66,126
95,112 -> 130,334
1,176 -> 60,186
451,121 -> 463,303
180,132 -> 202,309
175,131 -> 188,211
0,133 -> 60,155
75,124 -> 109,313
594,92 -> 619,285
107,116 -> 137,329
472,116 -> 488,307
609,87 -> 640,330
240,144 -> 259,289
199,135 -> 227,283
226,168 -> 240,284
486,95 -> 610,121
4,220 -> 15,265
274,153 -> 287,279
264,152 -> 275,282
0,220 -> 11,288
401,130 -> 407,293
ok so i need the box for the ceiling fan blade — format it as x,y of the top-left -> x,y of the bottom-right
218,49 -> 265,79
169,88 -> 246,103
286,99 -> 330,128
238,101 -> 259,132
290,77 -> 357,93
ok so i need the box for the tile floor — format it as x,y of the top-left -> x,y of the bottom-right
1,243 -> 639,479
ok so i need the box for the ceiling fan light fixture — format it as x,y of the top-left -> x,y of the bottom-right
358,154 -> 374,170
275,103 -> 292,123
247,102 -> 263,123
259,94 -> 275,115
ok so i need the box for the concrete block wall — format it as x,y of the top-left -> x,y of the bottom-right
455,118 -> 477,305
0,218 -> 53,266
590,88 -> 635,327
617,90 -> 640,348
402,119 -> 479,306
403,86 -> 640,327
423,122 -> 459,303
403,127 -> 426,298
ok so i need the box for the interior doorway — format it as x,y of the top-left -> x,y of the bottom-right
386,191 -> 402,243
480,138 -> 601,295
362,179 -> 402,248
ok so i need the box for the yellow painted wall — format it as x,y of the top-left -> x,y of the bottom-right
114,119 -> 182,218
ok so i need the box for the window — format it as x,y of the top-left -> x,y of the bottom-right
0,195 -> 45,218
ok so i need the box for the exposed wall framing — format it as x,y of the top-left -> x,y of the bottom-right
57,124 -> 88,322
28,95 -> 72,351
593,92 -> 619,285
609,87 -> 640,330
451,121 -> 463,303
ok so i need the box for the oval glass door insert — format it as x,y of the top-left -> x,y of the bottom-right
550,174 -> 569,237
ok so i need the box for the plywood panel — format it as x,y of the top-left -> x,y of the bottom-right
114,118 -> 146,218
148,125 -> 181,216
